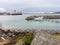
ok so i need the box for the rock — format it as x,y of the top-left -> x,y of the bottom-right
25,16 -> 34,20
25,16 -> 39,20
31,30 -> 60,45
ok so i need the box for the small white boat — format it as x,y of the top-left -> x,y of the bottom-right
34,16 -> 44,21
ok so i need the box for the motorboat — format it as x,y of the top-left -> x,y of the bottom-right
34,16 -> 44,21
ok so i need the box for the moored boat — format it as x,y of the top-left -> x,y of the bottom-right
34,16 -> 44,21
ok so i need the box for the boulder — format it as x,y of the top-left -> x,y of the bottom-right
31,30 -> 60,45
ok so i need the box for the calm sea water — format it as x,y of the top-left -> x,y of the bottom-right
0,14 -> 60,30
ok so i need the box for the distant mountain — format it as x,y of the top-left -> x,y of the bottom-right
53,11 -> 60,14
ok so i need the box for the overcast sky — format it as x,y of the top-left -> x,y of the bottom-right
0,0 -> 60,13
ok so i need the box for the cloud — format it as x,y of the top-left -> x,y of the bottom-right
0,0 -> 58,7
0,0 -> 60,12
0,8 -> 7,12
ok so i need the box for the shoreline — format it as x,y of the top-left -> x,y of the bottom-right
1,26 -> 60,32
0,25 -> 60,45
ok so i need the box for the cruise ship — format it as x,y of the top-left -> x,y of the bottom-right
0,8 -> 22,15
10,10 -> 22,15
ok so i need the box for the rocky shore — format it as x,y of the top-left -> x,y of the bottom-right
31,30 -> 60,45
0,28 -> 34,45
25,15 -> 60,20
0,28 -> 60,45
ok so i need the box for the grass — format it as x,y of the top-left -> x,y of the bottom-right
52,33 -> 60,39
24,32 -> 34,45
15,32 -> 34,45
15,39 -> 23,45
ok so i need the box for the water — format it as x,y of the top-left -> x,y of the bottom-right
0,15 -> 60,30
